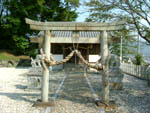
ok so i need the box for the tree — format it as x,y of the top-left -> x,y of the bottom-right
0,0 -> 78,55
135,53 -> 145,65
65,0 -> 80,7
109,28 -> 137,56
85,0 -> 150,43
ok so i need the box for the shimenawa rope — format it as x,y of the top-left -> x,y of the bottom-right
40,49 -> 103,70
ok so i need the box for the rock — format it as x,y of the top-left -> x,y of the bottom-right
109,68 -> 124,90
7,60 -> 14,67
17,59 -> 31,67
0,60 -> 31,67
0,60 -> 8,67
109,55 -> 124,90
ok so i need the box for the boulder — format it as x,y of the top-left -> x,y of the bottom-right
109,55 -> 124,90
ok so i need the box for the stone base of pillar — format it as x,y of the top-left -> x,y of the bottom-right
33,101 -> 55,107
95,100 -> 116,111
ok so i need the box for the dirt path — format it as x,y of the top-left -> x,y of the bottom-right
51,71 -> 100,113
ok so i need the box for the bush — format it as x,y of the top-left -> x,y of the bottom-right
135,53 -> 145,65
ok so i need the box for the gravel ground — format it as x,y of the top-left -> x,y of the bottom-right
87,72 -> 150,113
0,68 -> 45,113
0,67 -> 150,113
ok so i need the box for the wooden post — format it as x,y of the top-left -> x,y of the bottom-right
100,30 -> 110,104
62,45 -> 65,69
38,36 -> 44,50
42,30 -> 51,102
87,46 -> 89,62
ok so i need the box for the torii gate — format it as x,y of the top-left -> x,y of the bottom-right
25,18 -> 124,105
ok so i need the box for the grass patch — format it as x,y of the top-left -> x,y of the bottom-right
0,50 -> 30,60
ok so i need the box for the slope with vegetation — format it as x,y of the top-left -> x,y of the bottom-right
0,50 -> 29,60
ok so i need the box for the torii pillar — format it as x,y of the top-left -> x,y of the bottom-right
42,30 -> 51,102
25,18 -> 125,105
101,30 -> 110,104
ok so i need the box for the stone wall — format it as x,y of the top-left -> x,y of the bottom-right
0,59 -> 31,67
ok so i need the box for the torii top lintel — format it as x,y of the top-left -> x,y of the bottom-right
25,18 -> 125,31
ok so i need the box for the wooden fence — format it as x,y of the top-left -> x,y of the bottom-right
120,62 -> 150,80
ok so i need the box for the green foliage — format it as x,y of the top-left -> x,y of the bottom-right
27,49 -> 37,58
85,0 -> 150,43
0,0 -> 78,55
85,0 -> 147,56
110,27 -> 137,56
135,53 -> 145,65
12,35 -> 29,54
0,54 -> 18,60
65,0 -> 80,7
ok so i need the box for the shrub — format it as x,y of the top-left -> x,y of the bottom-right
135,53 -> 145,65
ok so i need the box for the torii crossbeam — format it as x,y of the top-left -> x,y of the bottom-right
25,18 -> 125,105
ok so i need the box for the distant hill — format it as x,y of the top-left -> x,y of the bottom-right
140,42 -> 150,56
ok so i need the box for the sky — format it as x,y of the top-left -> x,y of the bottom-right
76,0 -> 89,22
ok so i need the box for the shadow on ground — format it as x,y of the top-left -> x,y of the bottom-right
2,68 -> 150,112
0,92 -> 40,103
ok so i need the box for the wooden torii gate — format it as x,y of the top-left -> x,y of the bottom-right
25,18 -> 124,105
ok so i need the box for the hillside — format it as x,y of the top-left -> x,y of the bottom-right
0,50 -> 30,61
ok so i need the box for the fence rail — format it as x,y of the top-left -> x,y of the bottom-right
120,62 -> 149,80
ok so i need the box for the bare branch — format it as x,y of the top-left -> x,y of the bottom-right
137,0 -> 150,25
142,0 -> 150,10
131,11 -> 150,43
